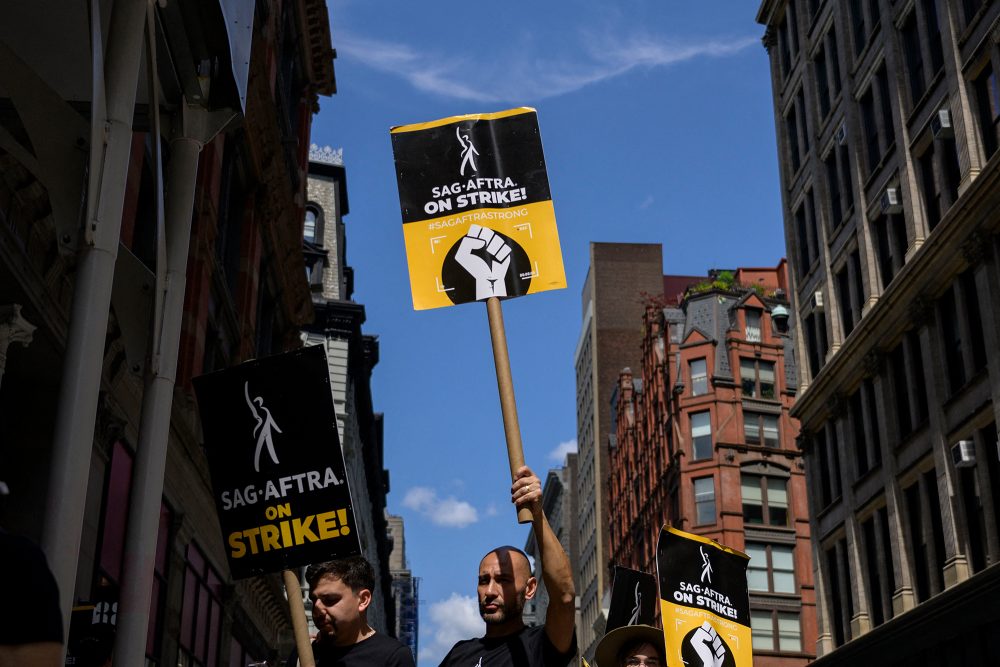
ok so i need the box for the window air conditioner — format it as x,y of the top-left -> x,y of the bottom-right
835,122 -> 847,146
952,440 -> 976,468
931,109 -> 953,139
811,291 -> 824,312
880,187 -> 902,214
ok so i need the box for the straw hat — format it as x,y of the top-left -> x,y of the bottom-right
594,623 -> 665,667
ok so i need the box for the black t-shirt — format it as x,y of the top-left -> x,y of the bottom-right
438,625 -> 576,667
289,631 -> 415,667
0,530 -> 63,645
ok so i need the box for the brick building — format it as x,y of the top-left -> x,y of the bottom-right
609,262 -> 816,664
0,0 -> 336,664
757,0 -> 1000,664
574,243 -> 665,661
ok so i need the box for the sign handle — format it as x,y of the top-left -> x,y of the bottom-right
283,569 -> 317,667
486,297 -> 533,524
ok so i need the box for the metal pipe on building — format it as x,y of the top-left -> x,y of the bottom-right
41,0 -> 147,641
112,119 -> 204,666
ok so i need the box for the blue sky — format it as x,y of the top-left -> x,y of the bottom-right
310,1 -> 784,664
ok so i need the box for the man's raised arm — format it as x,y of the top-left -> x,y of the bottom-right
512,466 -> 576,654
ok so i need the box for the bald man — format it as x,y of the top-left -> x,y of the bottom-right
438,466 -> 576,667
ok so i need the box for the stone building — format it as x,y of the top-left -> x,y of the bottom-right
610,263 -> 816,665
756,0 -> 1000,663
387,514 -> 419,659
0,0 -> 335,664
574,242 -> 664,660
300,146 -> 395,634
524,454 -> 579,629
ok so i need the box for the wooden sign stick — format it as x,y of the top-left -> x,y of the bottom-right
283,569 -> 317,667
486,297 -> 533,524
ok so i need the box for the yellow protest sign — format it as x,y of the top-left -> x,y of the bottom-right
656,526 -> 752,667
390,108 -> 566,310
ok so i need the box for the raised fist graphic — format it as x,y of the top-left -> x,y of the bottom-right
455,224 -> 512,299
689,622 -> 726,667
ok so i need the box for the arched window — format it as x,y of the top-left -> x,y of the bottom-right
304,206 -> 319,242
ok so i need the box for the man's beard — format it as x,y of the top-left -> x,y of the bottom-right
480,590 -> 526,625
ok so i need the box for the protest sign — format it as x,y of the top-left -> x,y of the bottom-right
606,565 -> 659,631
193,344 -> 360,579
656,526 -> 751,667
390,107 -> 566,310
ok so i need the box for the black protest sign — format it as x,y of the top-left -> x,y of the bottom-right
656,527 -> 751,667
390,108 -> 566,310
606,565 -> 659,632
193,345 -> 360,579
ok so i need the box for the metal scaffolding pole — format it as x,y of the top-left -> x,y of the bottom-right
113,102 -> 234,666
40,0 -> 146,640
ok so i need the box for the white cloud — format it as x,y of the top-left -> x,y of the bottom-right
403,486 -> 479,528
638,195 -> 655,210
548,438 -> 578,463
419,593 -> 485,664
336,30 -> 758,102
485,502 -> 499,517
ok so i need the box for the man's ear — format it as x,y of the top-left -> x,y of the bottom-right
523,576 -> 538,600
357,588 -> 372,612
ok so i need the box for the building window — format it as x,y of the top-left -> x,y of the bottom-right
860,506 -> 896,628
804,311 -> 828,378
902,1 -> 945,108
303,206 -> 319,242
751,610 -> 802,652
690,358 -> 708,396
849,379 -> 881,475
871,213 -> 908,288
228,638 -> 259,667
745,412 -> 780,448
938,284 -> 967,395
747,543 -> 796,593
859,66 -> 894,178
972,61 -> 1000,159
903,466 -> 947,603
814,424 -> 842,508
824,142 -> 853,229
848,0 -> 880,59
918,135 -> 961,232
694,476 -> 716,525
959,268 -> 988,373
824,538 -> 854,646
835,249 -> 865,339
814,27 -> 842,120
742,474 -> 789,526
179,544 -> 223,667
745,308 -> 762,343
740,358 -> 776,399
691,411 -> 713,460
793,191 -> 819,278
777,4 -> 798,80
785,98 -> 802,176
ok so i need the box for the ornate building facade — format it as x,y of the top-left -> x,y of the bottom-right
610,263 -> 816,665
301,146 -> 395,635
757,0 -> 1000,663
0,0 -> 336,664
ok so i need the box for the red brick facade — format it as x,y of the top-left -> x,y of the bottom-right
609,262 -> 817,665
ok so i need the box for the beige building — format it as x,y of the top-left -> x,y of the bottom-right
574,243 -> 664,661
757,0 -> 1000,663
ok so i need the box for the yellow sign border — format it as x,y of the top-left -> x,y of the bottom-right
390,107 -> 537,134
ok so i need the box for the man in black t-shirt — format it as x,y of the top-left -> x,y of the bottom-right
439,466 -> 577,667
288,556 -> 415,667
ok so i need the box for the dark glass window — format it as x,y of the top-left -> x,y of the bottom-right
690,358 -> 708,396
742,474 -> 789,526
179,544 -> 224,667
751,610 -> 801,652
691,411 -> 713,460
745,412 -> 780,448
973,63 -> 1000,158
740,358 -> 776,399
694,477 -> 716,524
747,543 -> 796,593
